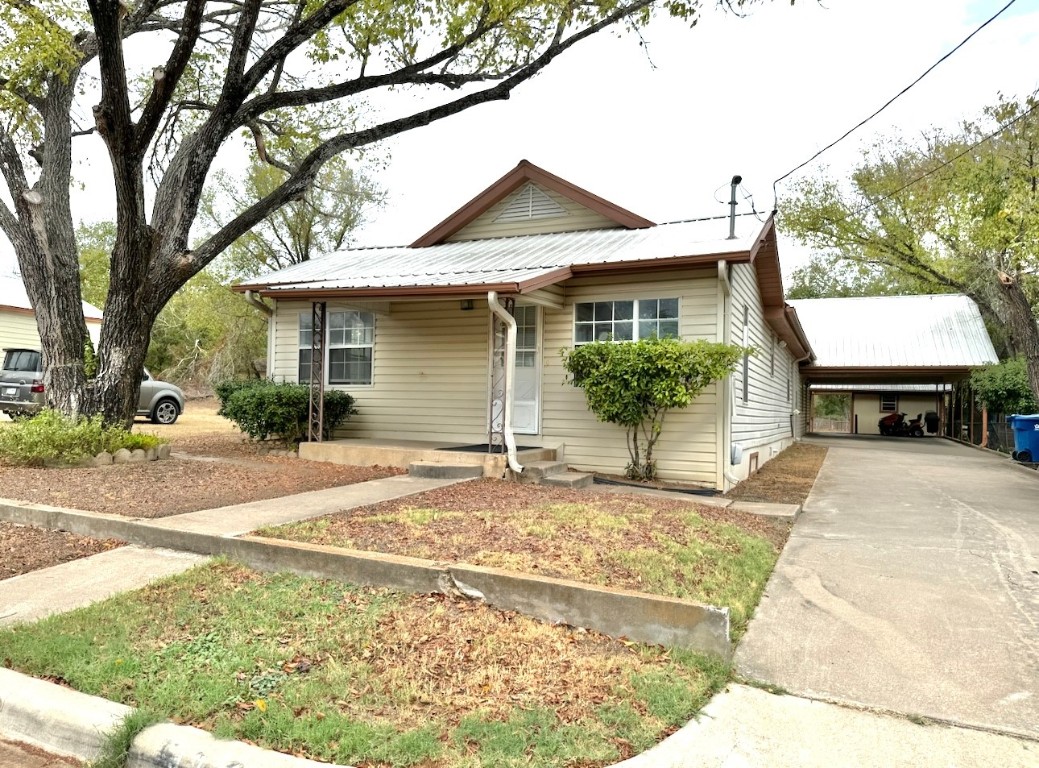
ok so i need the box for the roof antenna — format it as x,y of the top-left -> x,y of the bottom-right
727,175 -> 742,240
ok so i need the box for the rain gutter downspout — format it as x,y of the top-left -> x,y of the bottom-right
487,291 -> 523,474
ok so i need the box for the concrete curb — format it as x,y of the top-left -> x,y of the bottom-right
0,669 -> 347,768
0,500 -> 731,657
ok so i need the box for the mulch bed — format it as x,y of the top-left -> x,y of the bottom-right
0,459 -> 403,518
269,478 -> 792,554
724,442 -> 827,504
1,522 -> 123,580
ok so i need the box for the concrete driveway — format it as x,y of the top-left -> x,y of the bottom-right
736,435 -> 1039,739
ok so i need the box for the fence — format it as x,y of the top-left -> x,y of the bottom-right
811,417 -> 850,433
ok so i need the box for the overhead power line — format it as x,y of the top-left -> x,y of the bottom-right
771,0 -> 1018,209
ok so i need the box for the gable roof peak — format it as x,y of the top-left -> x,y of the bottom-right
410,160 -> 655,247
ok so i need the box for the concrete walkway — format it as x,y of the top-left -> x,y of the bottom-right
0,546 -> 206,627
144,474 -> 467,536
736,435 -> 1039,741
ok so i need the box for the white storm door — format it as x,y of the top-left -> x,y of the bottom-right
512,305 -> 540,434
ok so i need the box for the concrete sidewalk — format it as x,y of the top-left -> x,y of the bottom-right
0,546 -> 206,627
736,435 -> 1039,740
145,474 -> 468,536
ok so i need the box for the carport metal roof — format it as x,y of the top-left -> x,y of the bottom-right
790,294 -> 997,384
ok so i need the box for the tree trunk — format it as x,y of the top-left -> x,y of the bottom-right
11,74 -> 93,417
998,273 -> 1039,407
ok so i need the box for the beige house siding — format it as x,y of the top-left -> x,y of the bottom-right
728,263 -> 799,481
271,299 -> 491,443
447,183 -> 619,241
0,310 -> 102,354
541,268 -> 722,486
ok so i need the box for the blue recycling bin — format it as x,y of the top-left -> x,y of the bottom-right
1008,413 -> 1039,462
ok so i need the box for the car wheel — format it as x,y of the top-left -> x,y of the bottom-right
151,398 -> 180,425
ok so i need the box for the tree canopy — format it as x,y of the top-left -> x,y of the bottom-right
780,94 -> 1039,403
0,0 -> 758,425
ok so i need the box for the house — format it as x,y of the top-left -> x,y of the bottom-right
0,275 -> 103,354
237,161 -> 814,490
789,294 -> 998,435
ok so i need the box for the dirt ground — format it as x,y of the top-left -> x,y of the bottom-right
0,399 -> 399,578
0,403 -> 826,582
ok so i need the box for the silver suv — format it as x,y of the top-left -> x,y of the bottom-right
0,348 -> 185,424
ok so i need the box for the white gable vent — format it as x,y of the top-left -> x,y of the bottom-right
495,183 -> 568,223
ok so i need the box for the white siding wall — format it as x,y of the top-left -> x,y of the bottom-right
271,299 -> 490,443
448,184 -> 618,241
728,263 -> 800,483
542,268 -> 722,486
0,310 -> 102,353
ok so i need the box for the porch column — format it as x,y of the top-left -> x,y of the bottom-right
307,301 -> 327,442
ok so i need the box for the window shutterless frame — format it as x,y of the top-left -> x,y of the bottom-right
299,310 -> 375,386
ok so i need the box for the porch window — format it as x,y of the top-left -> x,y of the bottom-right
298,310 -> 375,385
515,305 -> 537,367
574,298 -> 678,344
880,392 -> 898,412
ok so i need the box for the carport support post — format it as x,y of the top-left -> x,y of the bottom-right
981,406 -> 989,448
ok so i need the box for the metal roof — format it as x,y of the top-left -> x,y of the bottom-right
240,215 -> 764,294
0,275 -> 103,320
788,294 -> 997,369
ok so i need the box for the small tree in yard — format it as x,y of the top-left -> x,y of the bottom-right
563,337 -> 745,481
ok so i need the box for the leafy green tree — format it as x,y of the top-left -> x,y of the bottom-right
0,0 -> 757,426
812,393 -> 849,419
781,94 -> 1039,402
562,337 -> 745,480
204,155 -> 384,279
970,358 -> 1038,415
787,253 -> 937,300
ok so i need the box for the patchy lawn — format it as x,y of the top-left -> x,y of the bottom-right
259,481 -> 787,635
0,561 -> 730,768
724,442 -> 827,505
0,522 -> 123,580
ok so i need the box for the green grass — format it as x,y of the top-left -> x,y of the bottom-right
0,560 -> 730,768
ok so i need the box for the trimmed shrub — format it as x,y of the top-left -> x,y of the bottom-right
213,378 -> 272,416
0,410 -> 166,466
220,381 -> 357,442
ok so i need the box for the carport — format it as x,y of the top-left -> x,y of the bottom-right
790,295 -> 998,437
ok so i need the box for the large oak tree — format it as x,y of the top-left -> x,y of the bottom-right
781,94 -> 1039,404
0,0 -> 753,425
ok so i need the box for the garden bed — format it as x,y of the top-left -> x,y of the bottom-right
0,522 -> 123,580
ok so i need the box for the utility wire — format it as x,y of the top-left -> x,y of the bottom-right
771,0 -> 1018,210
847,99 -> 1039,217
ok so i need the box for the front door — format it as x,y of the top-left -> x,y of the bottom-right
512,305 -> 540,434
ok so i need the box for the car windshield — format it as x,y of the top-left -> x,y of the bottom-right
2,350 -> 40,372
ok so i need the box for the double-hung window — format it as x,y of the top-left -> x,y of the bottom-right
298,310 -> 375,385
574,298 -> 678,345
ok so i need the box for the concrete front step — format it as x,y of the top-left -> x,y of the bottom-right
541,471 -> 595,489
520,460 -> 568,481
408,462 -> 484,480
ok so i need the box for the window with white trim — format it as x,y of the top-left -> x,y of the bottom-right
298,310 -> 375,385
574,298 -> 678,344
880,392 -> 898,412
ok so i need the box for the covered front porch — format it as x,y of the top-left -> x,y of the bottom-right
299,437 -> 557,478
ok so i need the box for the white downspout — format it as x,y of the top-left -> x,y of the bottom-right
487,291 -> 523,473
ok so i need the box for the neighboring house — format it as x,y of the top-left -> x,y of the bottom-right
789,294 -> 998,435
0,275 -> 103,353
238,161 -> 813,490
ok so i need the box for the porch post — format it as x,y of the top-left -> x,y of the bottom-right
308,301 -> 327,442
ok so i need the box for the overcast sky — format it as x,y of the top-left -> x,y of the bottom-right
3,0 -> 1038,284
